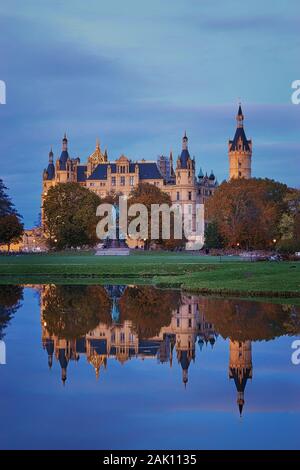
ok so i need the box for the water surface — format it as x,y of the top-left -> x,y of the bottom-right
0,284 -> 299,450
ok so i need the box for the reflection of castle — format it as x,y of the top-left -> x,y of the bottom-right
40,285 -> 252,415
41,288 -> 217,385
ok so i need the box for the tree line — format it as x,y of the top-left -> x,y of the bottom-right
205,178 -> 300,252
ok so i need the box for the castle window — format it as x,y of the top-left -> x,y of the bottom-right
130,176 -> 134,186
239,171 -> 242,177
188,305 -> 192,313
188,318 -> 192,328
188,191 -> 192,201
177,319 -> 180,327
120,176 -> 125,186
176,192 -> 180,201
111,176 -> 116,186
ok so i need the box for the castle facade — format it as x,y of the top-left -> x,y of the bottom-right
42,105 -> 252,247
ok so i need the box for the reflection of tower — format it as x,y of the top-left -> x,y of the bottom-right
174,295 -> 198,387
229,340 -> 253,416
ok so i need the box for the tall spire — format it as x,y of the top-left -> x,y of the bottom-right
182,131 -> 188,150
62,133 -> 68,151
236,103 -> 244,128
96,137 -> 100,150
49,147 -> 53,163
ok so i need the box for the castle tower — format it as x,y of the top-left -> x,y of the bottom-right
174,132 -> 196,236
228,104 -> 252,179
229,340 -> 253,416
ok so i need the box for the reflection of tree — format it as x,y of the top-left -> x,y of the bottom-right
43,285 -> 112,339
119,286 -> 181,338
202,298 -> 300,341
0,285 -> 23,340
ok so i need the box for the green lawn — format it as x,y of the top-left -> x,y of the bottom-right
0,252 -> 299,297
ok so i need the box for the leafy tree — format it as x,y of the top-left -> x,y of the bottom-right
0,180 -> 23,250
278,189 -> 300,253
0,214 -> 24,251
119,286 -> 181,338
0,285 -> 23,340
43,183 -> 101,249
128,183 -> 185,250
42,285 -> 112,339
0,179 -> 19,217
204,221 -> 224,249
206,178 -> 288,249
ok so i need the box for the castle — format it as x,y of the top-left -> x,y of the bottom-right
42,104 -> 252,246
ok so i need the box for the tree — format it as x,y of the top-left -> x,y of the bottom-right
204,221 -> 224,249
43,183 -> 101,249
0,179 -> 23,250
128,183 -> 185,250
119,286 -> 181,338
42,285 -> 112,339
0,179 -> 19,217
206,178 -> 288,250
0,285 -> 23,340
0,214 -> 24,251
278,189 -> 300,253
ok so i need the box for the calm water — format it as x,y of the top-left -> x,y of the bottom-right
0,284 -> 299,450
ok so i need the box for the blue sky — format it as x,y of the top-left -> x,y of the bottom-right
0,0 -> 299,226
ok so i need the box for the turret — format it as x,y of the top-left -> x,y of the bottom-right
175,132 -> 195,186
228,104 -> 252,179
59,133 -> 69,170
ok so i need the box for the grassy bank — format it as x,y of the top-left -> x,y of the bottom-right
0,252 -> 299,297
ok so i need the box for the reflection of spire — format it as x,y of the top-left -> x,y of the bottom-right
177,350 -> 192,387
58,348 -> 69,385
45,338 -> 54,369
87,350 -> 107,380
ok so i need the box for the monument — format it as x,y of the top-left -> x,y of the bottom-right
95,204 -> 130,256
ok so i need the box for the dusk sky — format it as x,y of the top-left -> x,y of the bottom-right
0,0 -> 299,226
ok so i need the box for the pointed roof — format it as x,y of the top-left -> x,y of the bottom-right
198,167 -> 204,179
229,127 -> 251,152
88,139 -> 106,165
179,131 -> 190,168
209,170 -> 215,181
237,104 -> 243,117
229,105 -> 251,152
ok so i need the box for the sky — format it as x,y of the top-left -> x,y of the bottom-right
0,0 -> 299,227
